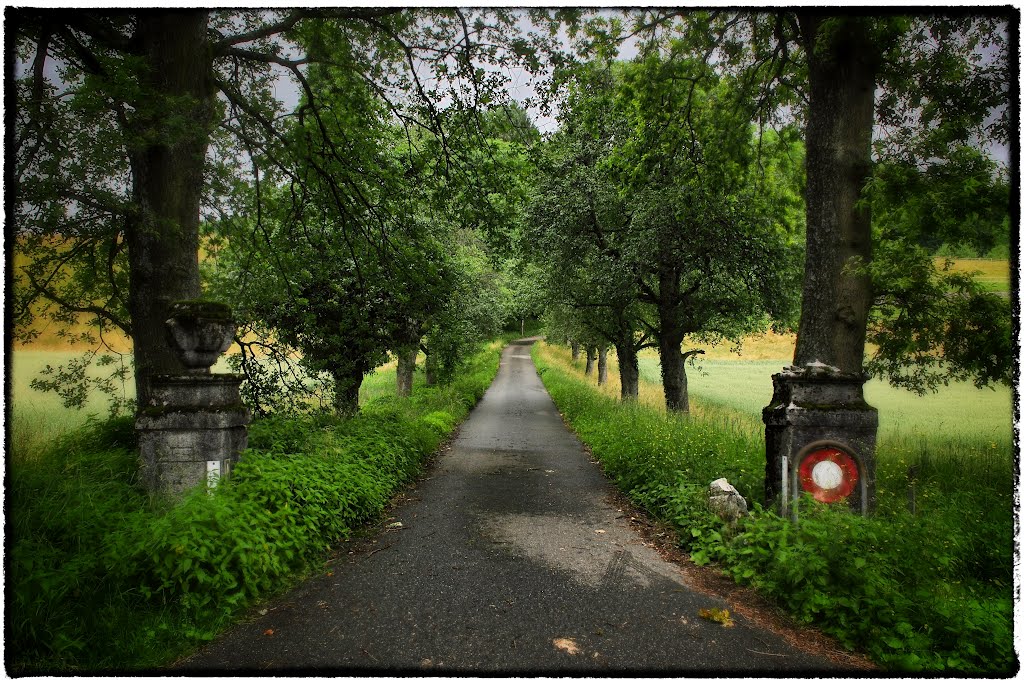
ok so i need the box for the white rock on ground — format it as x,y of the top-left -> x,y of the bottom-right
707,478 -> 748,524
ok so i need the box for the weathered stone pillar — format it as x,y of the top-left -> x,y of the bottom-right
762,362 -> 877,517
136,301 -> 249,495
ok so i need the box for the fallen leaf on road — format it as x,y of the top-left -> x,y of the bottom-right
263,629 -> 275,636
387,522 -> 404,529
698,607 -> 735,627
553,637 -> 581,655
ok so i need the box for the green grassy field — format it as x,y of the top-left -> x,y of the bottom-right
942,257 -> 1012,294
9,351 -> 134,460
638,357 -> 1015,445
554,338 -> 1015,495
8,350 -> 406,461
637,354 -> 1014,490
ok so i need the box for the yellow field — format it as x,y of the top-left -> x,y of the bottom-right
674,329 -> 796,361
940,257 -> 1012,292
540,340 -> 1014,448
554,344 -> 729,422
9,236 -> 220,352
11,243 -> 1010,352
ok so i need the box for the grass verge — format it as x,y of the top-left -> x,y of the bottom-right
7,340 -> 502,674
533,341 -> 1015,674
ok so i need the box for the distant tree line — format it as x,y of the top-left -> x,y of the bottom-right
10,8 -> 1013,421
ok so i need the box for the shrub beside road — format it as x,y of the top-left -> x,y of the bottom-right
534,342 -> 1015,674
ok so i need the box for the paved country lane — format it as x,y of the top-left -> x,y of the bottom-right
176,338 -> 849,674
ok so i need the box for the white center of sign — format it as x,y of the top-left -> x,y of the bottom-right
811,460 -> 844,490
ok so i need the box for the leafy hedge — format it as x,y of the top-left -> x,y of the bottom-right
533,343 -> 1015,674
8,342 -> 501,673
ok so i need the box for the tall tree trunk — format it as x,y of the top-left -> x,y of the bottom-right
424,352 -> 438,386
584,346 -> 597,376
126,11 -> 214,408
332,368 -> 362,417
570,341 -> 581,362
597,345 -> 608,385
792,15 -> 879,373
659,331 -> 689,412
615,341 -> 639,401
393,317 -> 422,396
656,266 -> 690,412
396,347 -> 417,397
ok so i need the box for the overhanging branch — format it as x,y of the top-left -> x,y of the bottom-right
25,269 -> 132,336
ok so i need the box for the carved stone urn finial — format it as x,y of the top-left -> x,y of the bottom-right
165,300 -> 236,373
140,300 -> 248,495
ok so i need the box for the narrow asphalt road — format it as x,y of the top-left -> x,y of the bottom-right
177,339 -> 842,675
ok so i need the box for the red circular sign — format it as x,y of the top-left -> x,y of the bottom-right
798,447 -> 859,503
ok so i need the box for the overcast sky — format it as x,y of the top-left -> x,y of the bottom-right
17,7 -> 1013,165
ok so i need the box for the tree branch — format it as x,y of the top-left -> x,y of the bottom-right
215,11 -> 306,49
219,45 -> 310,68
54,25 -> 105,75
682,348 -> 705,362
25,268 -> 132,336
63,12 -> 138,54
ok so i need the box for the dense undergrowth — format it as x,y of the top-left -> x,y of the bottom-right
533,342 -> 1016,674
7,342 -> 501,674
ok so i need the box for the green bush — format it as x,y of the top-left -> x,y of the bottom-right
8,342 -> 501,673
935,242 -> 980,258
985,243 -> 1011,259
533,345 -> 1015,674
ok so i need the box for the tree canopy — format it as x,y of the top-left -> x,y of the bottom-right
566,9 -> 1014,392
11,8 -> 545,413
10,8 -> 1014,423
525,56 -> 803,410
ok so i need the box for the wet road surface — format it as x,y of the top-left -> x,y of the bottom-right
177,338 -> 845,674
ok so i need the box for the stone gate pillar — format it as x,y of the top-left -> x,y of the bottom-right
136,301 -> 250,495
762,362 -> 878,517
